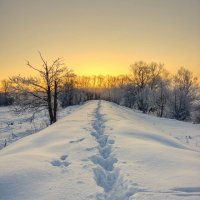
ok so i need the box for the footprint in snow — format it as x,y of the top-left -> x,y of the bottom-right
85,147 -> 96,151
69,137 -> 85,143
60,155 -> 68,160
51,155 -> 70,168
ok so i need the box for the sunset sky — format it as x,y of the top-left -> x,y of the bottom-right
0,0 -> 200,80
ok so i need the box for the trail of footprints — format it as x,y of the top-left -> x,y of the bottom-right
90,101 -> 134,200
51,155 -> 70,168
50,101 -> 135,199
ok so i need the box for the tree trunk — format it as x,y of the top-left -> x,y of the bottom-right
160,86 -> 164,117
53,81 -> 58,123
47,85 -> 54,124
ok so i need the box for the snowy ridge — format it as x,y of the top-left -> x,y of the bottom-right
112,103 -> 200,152
0,100 -> 200,200
90,101 -> 134,200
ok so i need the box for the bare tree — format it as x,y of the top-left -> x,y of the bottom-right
59,70 -> 76,107
154,70 -> 171,117
130,61 -> 163,113
10,52 -> 70,124
0,79 -> 12,106
192,95 -> 200,123
170,67 -> 198,120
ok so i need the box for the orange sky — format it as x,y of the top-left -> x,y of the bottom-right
0,0 -> 200,80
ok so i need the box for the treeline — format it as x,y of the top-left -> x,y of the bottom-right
59,61 -> 200,123
0,55 -> 200,124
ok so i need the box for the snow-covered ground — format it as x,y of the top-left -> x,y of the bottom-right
0,100 -> 199,200
0,105 -> 79,149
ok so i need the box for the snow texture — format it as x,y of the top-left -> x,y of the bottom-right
0,105 -> 79,149
0,100 -> 200,200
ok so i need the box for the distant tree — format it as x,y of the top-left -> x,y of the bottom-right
192,98 -> 200,123
59,70 -> 76,107
0,79 -> 13,106
130,61 -> 163,113
10,52 -> 71,124
122,83 -> 136,108
154,70 -> 171,117
170,67 -> 198,120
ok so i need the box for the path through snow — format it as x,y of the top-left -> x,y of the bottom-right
90,101 -> 135,200
0,100 -> 200,200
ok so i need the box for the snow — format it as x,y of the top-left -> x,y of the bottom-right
0,105 -> 79,149
0,100 -> 200,200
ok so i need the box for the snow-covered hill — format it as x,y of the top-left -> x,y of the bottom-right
0,100 -> 200,200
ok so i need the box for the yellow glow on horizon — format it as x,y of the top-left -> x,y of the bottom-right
72,63 -> 129,76
0,0 -> 200,80
0,57 -> 200,81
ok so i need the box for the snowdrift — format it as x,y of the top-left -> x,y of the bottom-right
0,100 -> 200,200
